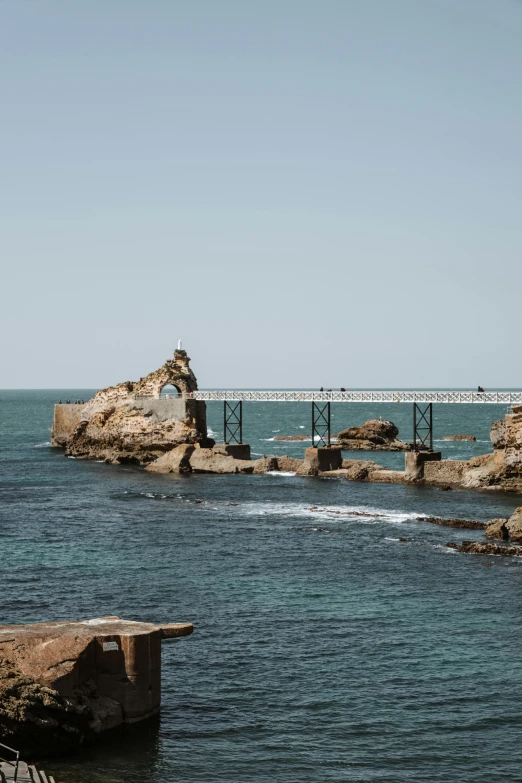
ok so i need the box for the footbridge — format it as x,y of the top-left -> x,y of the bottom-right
185,390 -> 522,451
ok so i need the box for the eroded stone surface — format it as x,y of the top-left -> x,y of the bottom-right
505,507 -> 522,543
335,420 -> 409,451
52,350 -> 207,464
0,617 -> 193,756
485,518 -> 509,540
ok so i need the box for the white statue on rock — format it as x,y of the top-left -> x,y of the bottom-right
177,338 -> 183,350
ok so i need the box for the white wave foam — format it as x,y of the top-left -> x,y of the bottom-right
266,471 -> 296,477
33,442 -> 51,448
261,436 -> 338,443
67,456 -> 76,459
433,544 -> 457,553
240,500 -> 421,525
207,428 -> 217,437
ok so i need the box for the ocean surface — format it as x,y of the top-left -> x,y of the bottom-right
1,390 -> 522,783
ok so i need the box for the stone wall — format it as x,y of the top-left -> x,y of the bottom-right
51,404 -> 86,447
423,460 -> 468,485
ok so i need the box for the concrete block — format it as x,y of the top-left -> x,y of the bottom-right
213,443 -> 251,460
405,451 -> 441,480
301,447 -> 343,475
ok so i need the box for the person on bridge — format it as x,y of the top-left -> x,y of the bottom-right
477,385 -> 485,393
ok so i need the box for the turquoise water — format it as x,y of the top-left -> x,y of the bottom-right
2,391 -> 522,783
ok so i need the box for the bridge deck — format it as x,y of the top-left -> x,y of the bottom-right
191,391 -> 522,404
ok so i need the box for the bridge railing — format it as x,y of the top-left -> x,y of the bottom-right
130,391 -> 522,404
0,741 -> 20,782
189,390 -> 522,404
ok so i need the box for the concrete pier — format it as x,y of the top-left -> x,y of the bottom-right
0,616 -> 193,732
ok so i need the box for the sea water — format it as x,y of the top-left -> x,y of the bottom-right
1,391 -> 522,783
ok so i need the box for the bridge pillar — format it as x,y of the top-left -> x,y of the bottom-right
302,447 -> 342,474
224,401 -> 243,444
405,450 -> 442,481
413,403 -> 433,451
312,401 -> 331,447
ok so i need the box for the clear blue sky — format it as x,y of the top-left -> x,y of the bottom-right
1,0 -> 521,389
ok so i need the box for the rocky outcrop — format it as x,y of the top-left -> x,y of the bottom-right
145,447 -> 304,476
481,509 -> 522,543
188,447 -> 254,474
417,517 -> 487,530
342,459 -> 384,481
447,541 -> 522,557
440,434 -> 476,441
335,420 -> 409,451
484,518 -> 509,540
52,350 -> 208,464
146,444 -> 195,474
490,420 -> 506,449
0,617 -> 192,757
505,507 -> 522,542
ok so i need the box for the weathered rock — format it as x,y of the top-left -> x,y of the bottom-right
335,420 -> 409,451
423,459 -> 468,485
461,451 -> 506,489
484,518 -> 509,540
344,463 -> 370,481
440,434 -> 476,441
417,516 -> 487,530
506,507 -> 522,543
252,456 -> 279,474
276,456 -> 303,472
341,459 -> 382,481
52,350 -> 207,465
370,470 -> 407,484
212,444 -> 251,460
0,659 -> 94,757
145,444 -> 195,473
490,420 -> 506,450
273,435 -> 309,441
447,540 -> 522,557
189,448 -> 254,474
0,617 -> 192,757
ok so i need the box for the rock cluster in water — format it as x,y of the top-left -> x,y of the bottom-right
334,419 -> 409,451
52,350 -> 208,464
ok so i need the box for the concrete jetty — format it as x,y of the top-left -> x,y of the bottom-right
0,616 -> 193,756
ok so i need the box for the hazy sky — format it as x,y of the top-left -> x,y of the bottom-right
1,0 -> 521,389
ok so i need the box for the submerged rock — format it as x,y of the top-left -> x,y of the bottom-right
273,435 -> 309,441
447,541 -> 522,557
417,516 -> 487,530
440,434 -> 476,441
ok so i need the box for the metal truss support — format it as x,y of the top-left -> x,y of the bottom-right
224,401 -> 243,444
312,401 -> 331,448
413,403 -> 433,451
